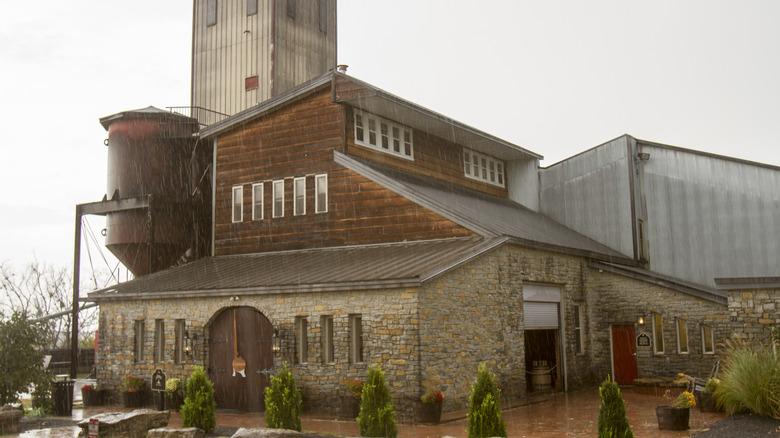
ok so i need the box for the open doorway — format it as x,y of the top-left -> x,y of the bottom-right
524,329 -> 561,393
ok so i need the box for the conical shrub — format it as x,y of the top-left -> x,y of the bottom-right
264,362 -> 303,431
467,362 -> 507,438
181,366 -> 216,433
597,375 -> 633,438
357,364 -> 398,437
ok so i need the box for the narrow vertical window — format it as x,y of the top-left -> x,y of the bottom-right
676,319 -> 689,354
702,325 -> 715,354
246,0 -> 257,16
232,186 -> 243,223
380,123 -> 390,150
464,152 -> 471,175
321,315 -> 334,363
153,319 -> 165,363
355,112 -> 364,142
349,314 -> 363,363
286,0 -> 295,18
252,183 -> 264,220
296,316 -> 308,363
174,319 -> 185,363
294,177 -> 306,216
318,0 -> 327,33
368,119 -> 377,145
273,180 -> 284,218
134,320 -> 145,363
653,313 -> 664,354
573,305 -> 583,354
315,174 -> 328,213
206,0 -> 217,26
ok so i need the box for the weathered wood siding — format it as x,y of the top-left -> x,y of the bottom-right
214,89 -> 475,255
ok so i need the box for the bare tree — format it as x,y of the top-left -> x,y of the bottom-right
0,259 -> 98,349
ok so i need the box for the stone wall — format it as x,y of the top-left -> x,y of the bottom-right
724,283 -> 780,344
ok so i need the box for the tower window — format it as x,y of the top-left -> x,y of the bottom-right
318,0 -> 327,33
354,110 -> 413,160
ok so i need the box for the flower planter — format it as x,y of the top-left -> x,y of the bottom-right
417,401 -> 443,424
122,391 -> 145,408
81,389 -> 100,407
655,406 -> 689,430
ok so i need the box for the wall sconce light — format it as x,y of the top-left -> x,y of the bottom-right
184,330 -> 198,359
637,152 -> 650,161
638,315 -> 645,325
272,329 -> 281,357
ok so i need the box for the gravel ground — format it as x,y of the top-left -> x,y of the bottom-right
691,413 -> 780,437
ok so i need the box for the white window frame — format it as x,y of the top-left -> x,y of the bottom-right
573,304 -> 584,355
349,314 -> 364,363
294,177 -> 306,216
354,110 -> 413,160
296,316 -> 308,364
273,180 -> 284,218
232,185 -> 243,223
677,319 -> 689,354
252,183 -> 264,220
315,174 -> 328,213
652,313 -> 664,354
463,148 -> 505,187
321,315 -> 334,364
702,325 -> 715,354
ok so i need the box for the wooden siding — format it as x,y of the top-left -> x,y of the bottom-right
214,89 -> 475,255
343,106 -> 510,198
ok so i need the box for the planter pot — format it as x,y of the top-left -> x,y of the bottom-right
122,391 -> 145,408
166,393 -> 184,411
417,401 -> 443,424
338,396 -> 360,420
696,391 -> 720,413
655,406 -> 689,430
81,390 -> 100,407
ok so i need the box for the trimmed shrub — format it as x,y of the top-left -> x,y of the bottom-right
467,362 -> 506,438
181,366 -> 216,433
597,376 -> 634,438
714,338 -> 780,418
357,364 -> 397,437
264,362 -> 302,431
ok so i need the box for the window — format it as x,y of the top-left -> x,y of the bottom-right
349,314 -> 363,363
315,174 -> 327,213
273,180 -> 284,218
174,319 -> 185,363
318,0 -> 327,33
573,305 -> 583,354
702,325 -> 715,354
354,110 -> 413,160
252,183 -> 263,220
321,315 -> 334,363
294,177 -> 306,216
153,319 -> 165,363
232,186 -> 243,223
677,319 -> 689,354
286,0 -> 295,18
247,0 -> 257,16
206,0 -> 217,26
463,148 -> 505,187
134,320 -> 145,363
653,313 -> 664,354
296,316 -> 308,363
638,219 -> 649,260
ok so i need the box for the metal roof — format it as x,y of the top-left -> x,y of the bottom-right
87,237 -> 503,301
335,152 -> 634,264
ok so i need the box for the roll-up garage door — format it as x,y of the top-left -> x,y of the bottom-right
523,301 -> 559,329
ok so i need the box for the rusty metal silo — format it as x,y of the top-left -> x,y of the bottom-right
99,107 -> 201,277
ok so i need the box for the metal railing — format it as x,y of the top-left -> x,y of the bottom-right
167,106 -> 230,128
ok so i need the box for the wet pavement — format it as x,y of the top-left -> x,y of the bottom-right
17,387 -> 726,437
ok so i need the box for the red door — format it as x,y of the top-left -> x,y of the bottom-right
611,324 -> 638,385
208,306 -> 274,411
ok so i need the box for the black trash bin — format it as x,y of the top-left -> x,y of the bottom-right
52,379 -> 75,416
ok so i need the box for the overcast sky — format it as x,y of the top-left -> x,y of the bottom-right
1,0 -> 779,276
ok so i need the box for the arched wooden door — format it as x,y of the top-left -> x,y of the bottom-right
208,306 -> 274,412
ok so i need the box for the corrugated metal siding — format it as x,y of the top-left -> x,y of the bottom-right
642,145 -> 780,287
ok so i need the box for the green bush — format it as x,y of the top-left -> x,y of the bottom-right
264,363 -> 302,431
714,339 -> 780,418
357,364 -> 397,437
467,362 -> 506,438
597,376 -> 633,438
181,366 -> 216,433
0,311 -> 51,405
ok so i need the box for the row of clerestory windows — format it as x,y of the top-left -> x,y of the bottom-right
232,174 -> 327,223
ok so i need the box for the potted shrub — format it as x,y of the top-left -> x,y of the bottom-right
165,378 -> 184,411
418,389 -> 444,424
121,375 -> 146,408
656,389 -> 695,430
339,378 -> 363,420
696,378 -> 721,412
81,384 -> 100,407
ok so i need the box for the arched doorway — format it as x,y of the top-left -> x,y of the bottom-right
208,306 -> 274,412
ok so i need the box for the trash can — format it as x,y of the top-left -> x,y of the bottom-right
52,379 -> 75,416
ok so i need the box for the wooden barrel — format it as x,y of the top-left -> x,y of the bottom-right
531,366 -> 552,391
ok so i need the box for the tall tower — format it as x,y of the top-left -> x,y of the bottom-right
191,0 -> 337,122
